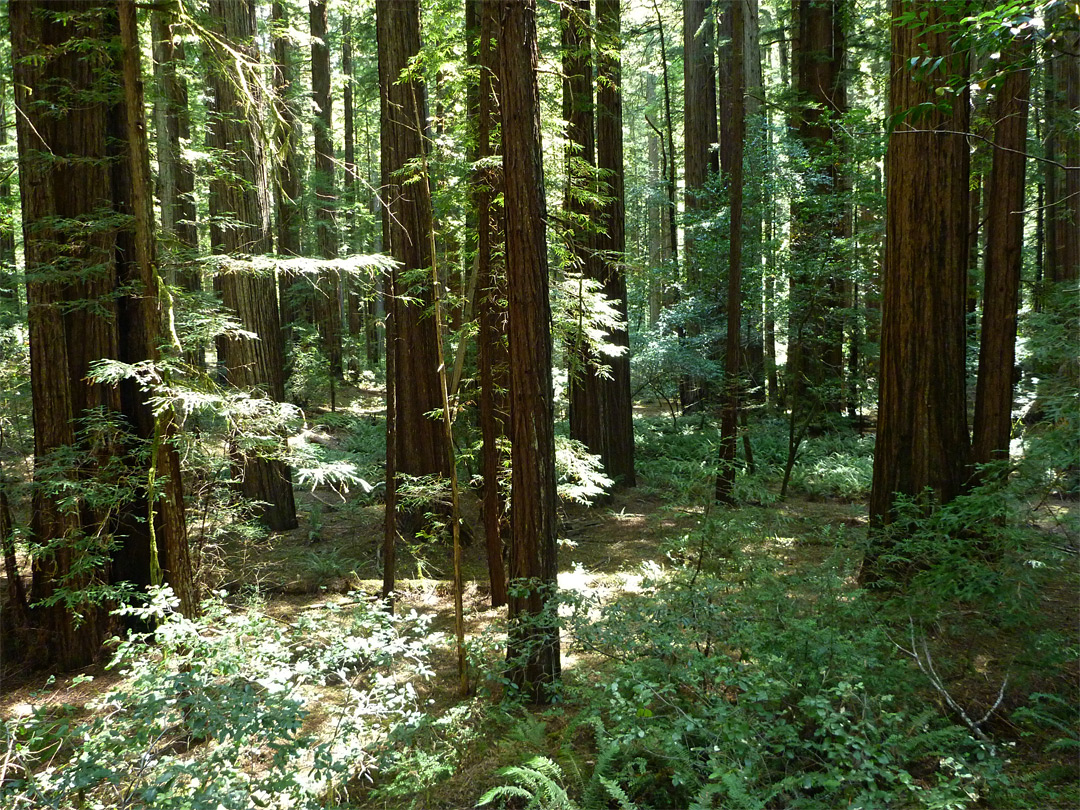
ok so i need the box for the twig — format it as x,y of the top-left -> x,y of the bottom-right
906,619 -> 1007,757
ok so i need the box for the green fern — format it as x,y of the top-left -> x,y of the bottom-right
477,756 -> 576,810
580,716 -> 637,810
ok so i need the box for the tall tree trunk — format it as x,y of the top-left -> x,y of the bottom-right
684,0 -> 719,287
13,0 -> 196,668
208,0 -> 297,532
1043,8 -> 1079,287
866,2 -> 970,555
113,0 -> 195,617
972,47 -> 1030,469
272,0 -> 303,341
476,0 -> 508,608
343,12 -> 362,377
596,0 -> 635,487
151,8 -> 201,369
681,0 -> 719,413
646,74 -> 663,326
788,0 -> 847,416
150,11 -> 199,280
563,0 -> 605,464
651,0 -> 679,272
740,0 -> 765,400
376,0 -> 449,486
501,0 -> 560,703
310,0 -> 343,387
715,0 -> 745,505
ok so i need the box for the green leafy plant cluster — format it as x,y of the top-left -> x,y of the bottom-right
484,531 -> 1012,809
1,587 -> 438,810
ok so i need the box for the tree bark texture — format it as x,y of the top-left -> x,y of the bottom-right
309,0 -> 343,379
377,0 -> 449,482
208,0 -> 297,532
562,0 -> 605,465
868,1 -> 970,535
501,0 -> 561,703
595,0 -> 635,486
684,0 -> 719,286
476,0 -> 509,608
972,50 -> 1030,468
271,0 -> 304,348
715,0 -> 745,505
12,0 -> 195,668
1044,10 -> 1079,286
788,0 -> 847,415
150,11 -> 199,284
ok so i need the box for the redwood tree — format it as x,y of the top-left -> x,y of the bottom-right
207,0 -> 297,532
501,0 -> 561,703
972,44 -> 1031,469
13,0 -> 194,668
310,0 -> 343,383
715,0 -> 745,505
376,0 -> 449,546
787,0 -> 848,416
475,0 -> 509,607
866,2 -> 970,556
562,0 -> 604,462
595,0 -> 635,486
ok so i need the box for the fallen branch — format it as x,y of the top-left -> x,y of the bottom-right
904,618 -> 1008,757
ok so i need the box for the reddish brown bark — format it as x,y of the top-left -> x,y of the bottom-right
596,0 -> 635,487
973,52 -> 1031,468
376,0 -> 448,482
501,0 -> 560,703
310,0 -> 343,382
208,0 -> 297,532
715,0 -> 745,505
12,0 -> 195,667
867,2 -> 970,540
476,0 -> 508,608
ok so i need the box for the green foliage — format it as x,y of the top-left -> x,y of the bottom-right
557,547 -> 1008,810
555,435 -> 613,505
1,587 -> 437,810
478,756 -> 576,810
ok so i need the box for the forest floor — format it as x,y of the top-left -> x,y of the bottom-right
1,396 -> 1077,808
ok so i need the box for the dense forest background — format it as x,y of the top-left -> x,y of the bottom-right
0,0 -> 1077,808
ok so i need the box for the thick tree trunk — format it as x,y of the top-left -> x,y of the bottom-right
595,0 -> 635,487
272,0 -> 304,346
476,0 -> 508,608
501,0 -> 560,703
684,0 -> 719,287
788,0 -> 847,416
867,1 -> 970,545
972,50 -> 1030,469
680,0 -> 719,413
715,0 -> 745,505
310,0 -> 343,383
208,0 -> 297,532
16,0 -> 119,669
13,0 -> 196,667
563,0 -> 605,464
377,0 -> 449,485
1043,10 -> 1079,286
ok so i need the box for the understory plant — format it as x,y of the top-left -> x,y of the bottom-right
490,522 -> 1013,810
1,587 -> 438,809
